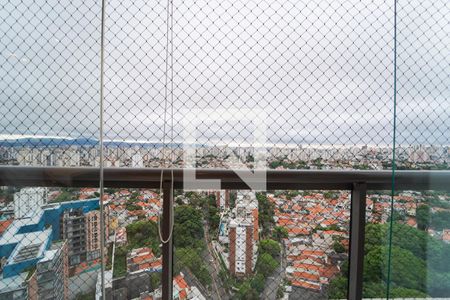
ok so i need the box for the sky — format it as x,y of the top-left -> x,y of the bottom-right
0,0 -> 448,147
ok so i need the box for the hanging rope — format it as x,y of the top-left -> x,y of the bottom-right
158,169 -> 174,243
158,0 -> 175,244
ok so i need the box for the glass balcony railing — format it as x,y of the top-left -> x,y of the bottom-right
0,169 -> 448,300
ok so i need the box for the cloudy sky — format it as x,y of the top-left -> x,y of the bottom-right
0,0 -> 448,147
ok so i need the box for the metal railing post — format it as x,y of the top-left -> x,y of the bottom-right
348,182 -> 367,300
161,177 -> 174,300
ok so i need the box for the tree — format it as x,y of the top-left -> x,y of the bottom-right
256,253 -> 279,276
333,241 -> 345,253
259,239 -> 281,257
175,197 -> 184,205
431,210 -> 450,231
386,246 -> 426,292
363,245 -> 426,292
226,191 -> 235,208
113,246 -> 128,278
150,273 -> 161,290
105,188 -> 117,194
269,161 -> 282,169
126,203 -> 142,211
328,275 -> 348,299
416,205 -> 430,230
174,248 -> 211,286
427,271 -> 450,296
207,205 -> 220,233
185,192 -> 204,208
54,191 -> 73,202
312,157 -> 323,168
364,223 -> 387,253
251,274 -> 265,293
236,280 -> 259,300
331,221 -> 450,298
256,193 -> 275,237
174,205 -> 204,248
324,191 -> 336,199
390,287 -> 427,298
126,220 -> 159,254
352,163 -> 370,170
287,190 -> 300,199
273,226 -> 288,241
362,282 -> 386,298
388,209 -> 405,222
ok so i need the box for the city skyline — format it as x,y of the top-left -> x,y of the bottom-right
1,134 -> 450,148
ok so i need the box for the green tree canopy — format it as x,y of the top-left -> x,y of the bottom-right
236,280 -> 259,300
328,275 -> 348,299
330,222 -> 450,298
250,274 -> 265,294
126,220 -> 159,254
174,248 -> 211,287
431,210 -> 450,231
259,239 -> 281,257
273,226 -> 288,241
256,192 -> 275,237
332,241 -> 345,253
256,253 -> 279,276
416,205 -> 431,230
390,287 -> 428,298
174,205 -> 204,248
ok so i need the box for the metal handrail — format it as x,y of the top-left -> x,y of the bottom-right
0,166 -> 449,190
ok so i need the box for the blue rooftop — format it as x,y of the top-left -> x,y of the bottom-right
0,198 -> 99,278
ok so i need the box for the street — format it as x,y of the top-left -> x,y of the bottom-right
204,219 -> 230,300
262,243 -> 286,300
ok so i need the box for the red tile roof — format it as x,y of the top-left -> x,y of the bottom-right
174,274 -> 189,289
291,280 -> 321,290
406,217 -> 417,227
179,289 -> 187,300
319,265 -> 339,278
291,271 -> 320,282
288,227 -> 310,235
0,219 -> 13,235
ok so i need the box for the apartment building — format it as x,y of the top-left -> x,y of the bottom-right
85,210 -> 101,261
215,190 -> 230,209
61,209 -> 87,266
14,187 -> 47,219
227,191 -> 259,276
28,241 -> 69,300
62,206 -> 109,266
228,220 -> 254,276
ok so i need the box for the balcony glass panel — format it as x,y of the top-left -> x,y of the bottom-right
173,189 -> 351,300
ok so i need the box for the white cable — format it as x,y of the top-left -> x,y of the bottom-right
157,0 -> 175,244
158,169 -> 174,244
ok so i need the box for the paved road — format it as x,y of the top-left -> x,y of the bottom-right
204,220 -> 230,300
262,244 -> 286,300
182,268 -> 210,298
288,287 -> 326,300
